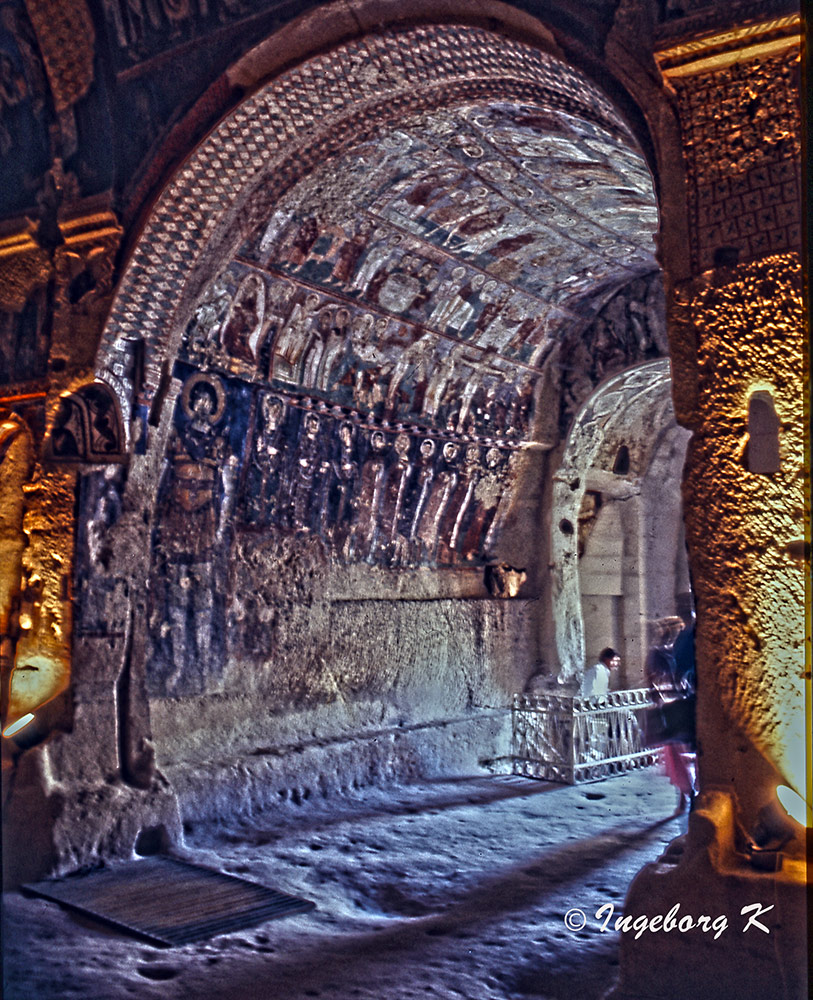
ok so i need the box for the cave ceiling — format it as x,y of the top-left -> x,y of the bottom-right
183,98 -> 659,445
116,86 -> 667,590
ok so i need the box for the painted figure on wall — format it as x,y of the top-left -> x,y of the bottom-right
273,292 -> 320,383
243,393 -> 286,527
259,279 -> 294,375
301,307 -> 335,389
330,419 -> 359,558
314,308 -> 349,392
407,437 -> 436,562
185,273 -> 231,363
351,233 -> 401,295
221,273 -> 266,365
291,409 -> 324,532
462,445 -> 506,560
350,427 -> 388,562
376,255 -> 422,313
416,440 -> 459,564
440,442 -> 481,562
281,214 -> 320,270
329,220 -> 373,286
378,430 -> 413,566
150,373 -> 229,696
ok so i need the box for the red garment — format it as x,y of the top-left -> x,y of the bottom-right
661,743 -> 695,795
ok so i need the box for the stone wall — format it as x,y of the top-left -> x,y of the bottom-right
146,542 -> 540,819
609,6 -> 806,999
1,9 -> 805,952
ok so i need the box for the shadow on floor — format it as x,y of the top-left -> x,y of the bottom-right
184,815 -> 677,999
210,775 -> 569,845
503,939 -> 620,999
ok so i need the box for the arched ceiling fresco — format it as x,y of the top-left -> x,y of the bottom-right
87,25 -> 666,605
182,98 -> 658,444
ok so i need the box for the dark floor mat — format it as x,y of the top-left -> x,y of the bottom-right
22,855 -> 315,946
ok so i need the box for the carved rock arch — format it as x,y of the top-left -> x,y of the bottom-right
84,18 -> 664,786
96,22 -> 645,429
551,359 -> 681,682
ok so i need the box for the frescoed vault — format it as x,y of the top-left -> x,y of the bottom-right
78,26 -> 668,701
0,6 -> 806,999
151,92 -> 663,564
96,25 -> 661,415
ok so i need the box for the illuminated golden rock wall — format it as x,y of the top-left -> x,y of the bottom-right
0,208 -> 122,736
0,416 -> 34,715
610,10 -> 807,1000
678,255 -> 806,821
9,467 -> 75,721
656,14 -> 805,832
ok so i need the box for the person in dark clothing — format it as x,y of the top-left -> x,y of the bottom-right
672,619 -> 696,693
645,616 -> 697,813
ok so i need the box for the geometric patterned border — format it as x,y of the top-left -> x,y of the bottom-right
669,43 -> 801,274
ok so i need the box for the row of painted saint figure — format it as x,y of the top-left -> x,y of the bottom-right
243,397 -> 512,567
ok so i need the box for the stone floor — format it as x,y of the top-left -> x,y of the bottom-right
2,768 -> 687,1000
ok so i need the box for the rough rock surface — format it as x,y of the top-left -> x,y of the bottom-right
2,769 -> 686,1000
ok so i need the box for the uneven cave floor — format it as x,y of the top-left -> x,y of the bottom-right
2,768 -> 687,1000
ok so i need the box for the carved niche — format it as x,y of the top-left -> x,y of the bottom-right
48,382 -> 125,462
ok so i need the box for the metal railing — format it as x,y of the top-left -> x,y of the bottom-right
512,688 -> 658,784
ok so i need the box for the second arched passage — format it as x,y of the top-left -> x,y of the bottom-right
551,359 -> 691,687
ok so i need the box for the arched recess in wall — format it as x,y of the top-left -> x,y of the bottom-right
47,383 -> 126,463
551,359 -> 690,686
83,19 -> 663,776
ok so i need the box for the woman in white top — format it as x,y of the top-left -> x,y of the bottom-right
582,647 -> 620,697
